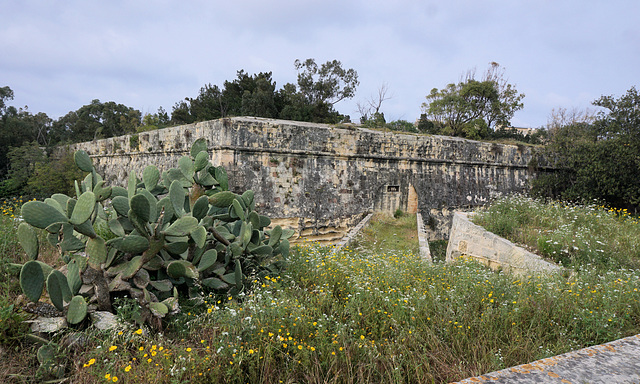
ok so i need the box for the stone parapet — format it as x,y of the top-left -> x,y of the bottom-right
445,211 -> 561,275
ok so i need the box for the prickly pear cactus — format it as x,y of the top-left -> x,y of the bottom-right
15,138 -> 292,328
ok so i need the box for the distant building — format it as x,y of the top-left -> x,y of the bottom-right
496,125 -> 537,136
512,127 -> 536,136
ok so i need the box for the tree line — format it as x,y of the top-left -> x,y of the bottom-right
531,87 -> 640,212
1,61 -> 638,211
0,59 -> 359,196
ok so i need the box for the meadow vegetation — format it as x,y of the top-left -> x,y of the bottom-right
349,212 -> 419,257
472,195 -> 640,270
2,197 -> 640,383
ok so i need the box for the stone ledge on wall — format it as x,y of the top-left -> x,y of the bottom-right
445,211 -> 562,275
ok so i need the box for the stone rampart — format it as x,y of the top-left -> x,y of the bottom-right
61,117 -> 536,243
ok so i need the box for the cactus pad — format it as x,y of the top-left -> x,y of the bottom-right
47,270 -> 67,311
197,249 -> 218,272
194,151 -> 209,172
67,295 -> 88,324
86,236 -> 107,269
190,138 -> 208,158
149,302 -> 169,317
163,216 -> 198,237
67,259 -> 82,296
17,222 -> 39,260
167,260 -> 198,279
20,260 -> 45,302
130,194 -> 151,223
21,201 -> 68,229
208,191 -> 237,208
69,191 -> 96,225
143,165 -> 160,191
74,150 -> 93,172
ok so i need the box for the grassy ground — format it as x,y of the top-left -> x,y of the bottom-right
1,201 -> 640,383
349,212 -> 419,257
472,195 -> 640,270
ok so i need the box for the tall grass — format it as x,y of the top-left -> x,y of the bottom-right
349,212 -> 419,256
472,195 -> 640,270
3,244 -> 634,383
2,199 -> 640,383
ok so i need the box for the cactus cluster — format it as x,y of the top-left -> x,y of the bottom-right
16,138 -> 292,327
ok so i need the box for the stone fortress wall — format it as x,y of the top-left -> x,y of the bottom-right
62,117 -> 536,243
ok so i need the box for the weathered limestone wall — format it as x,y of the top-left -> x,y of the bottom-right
446,212 -> 561,275
62,117 -> 535,243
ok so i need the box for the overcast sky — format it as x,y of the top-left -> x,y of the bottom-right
2,0 -> 638,129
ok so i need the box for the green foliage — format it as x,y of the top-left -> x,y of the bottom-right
129,133 -> 139,150
488,126 -> 546,144
0,142 -> 88,198
386,119 -> 418,133
350,212 -> 419,257
532,87 -> 640,211
0,87 -> 53,180
60,242 -> 640,383
14,138 -> 291,329
1,142 -> 46,196
172,71 -> 279,125
52,99 -> 141,143
172,59 -> 357,125
294,59 -> 358,105
138,107 -> 170,132
420,63 -> 524,139
27,148 -> 86,197
473,195 -> 640,270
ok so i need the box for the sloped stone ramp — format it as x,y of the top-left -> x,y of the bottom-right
452,320 -> 640,383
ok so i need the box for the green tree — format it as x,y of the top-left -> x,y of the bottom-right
0,142 -> 46,196
224,71 -> 277,118
532,87 -> 640,211
421,63 -> 524,138
170,60 -> 358,125
53,99 -> 141,142
275,83 -> 315,122
286,58 -> 358,123
139,107 -> 171,132
0,87 -> 53,177
170,99 -> 196,125
592,86 -> 640,143
240,74 -> 278,117
294,59 -> 359,106
28,148 -> 84,196
417,114 -> 438,134
171,71 -> 279,124
0,86 -> 14,112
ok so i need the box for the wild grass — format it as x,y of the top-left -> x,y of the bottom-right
1,200 -> 640,383
349,212 -> 419,257
472,195 -> 640,270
